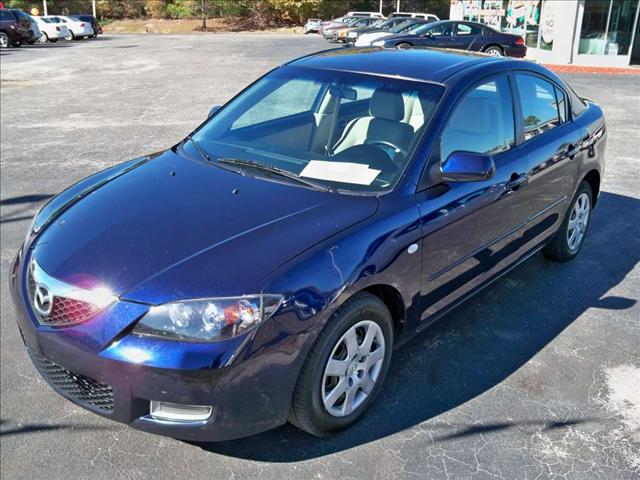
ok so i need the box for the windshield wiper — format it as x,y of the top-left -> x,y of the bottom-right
218,158 -> 335,193
183,136 -> 245,175
185,135 -> 211,162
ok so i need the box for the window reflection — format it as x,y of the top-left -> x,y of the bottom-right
579,0 -> 639,56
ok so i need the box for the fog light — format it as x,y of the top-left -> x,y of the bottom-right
149,401 -> 212,422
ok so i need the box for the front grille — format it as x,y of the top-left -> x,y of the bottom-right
27,264 -> 100,326
45,297 -> 101,326
29,350 -> 114,412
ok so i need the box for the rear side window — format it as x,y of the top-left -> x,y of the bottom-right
515,74 -> 566,140
1,10 -> 15,21
440,76 -> 515,161
456,23 -> 482,35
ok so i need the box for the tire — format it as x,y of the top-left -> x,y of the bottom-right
50,38 -> 58,43
397,42 -> 412,48
38,32 -> 49,43
65,31 -> 75,41
289,292 -> 394,436
0,32 -> 8,49
543,181 -> 593,262
484,45 -> 504,56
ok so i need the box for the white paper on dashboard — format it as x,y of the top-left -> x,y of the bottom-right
300,161 -> 381,186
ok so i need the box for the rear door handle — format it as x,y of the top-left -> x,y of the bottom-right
506,173 -> 529,192
556,144 -> 579,160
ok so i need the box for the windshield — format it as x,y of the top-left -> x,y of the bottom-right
413,22 -> 443,35
390,20 -> 419,33
191,66 -> 444,193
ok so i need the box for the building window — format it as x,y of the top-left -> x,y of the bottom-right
579,0 -> 640,56
455,1 -> 556,51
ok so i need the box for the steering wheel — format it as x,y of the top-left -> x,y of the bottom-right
366,140 -> 408,159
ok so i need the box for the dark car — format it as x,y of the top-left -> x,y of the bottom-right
343,16 -> 420,45
376,20 -> 527,57
70,14 -> 101,37
0,8 -> 36,47
11,48 -> 606,441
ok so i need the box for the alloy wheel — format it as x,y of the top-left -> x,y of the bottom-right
0,33 -> 8,48
486,47 -> 503,56
322,320 -> 385,417
567,192 -> 590,252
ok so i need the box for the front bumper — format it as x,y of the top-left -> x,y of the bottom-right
10,250 -> 313,441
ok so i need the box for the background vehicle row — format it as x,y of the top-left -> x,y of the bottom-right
0,8 -> 100,47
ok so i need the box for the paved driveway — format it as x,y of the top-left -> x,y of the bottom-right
1,34 -> 639,479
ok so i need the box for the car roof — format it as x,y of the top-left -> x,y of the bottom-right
289,47 -> 503,84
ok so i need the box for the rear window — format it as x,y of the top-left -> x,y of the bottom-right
0,10 -> 15,21
12,10 -> 30,20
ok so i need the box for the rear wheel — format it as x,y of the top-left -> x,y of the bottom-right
38,32 -> 49,43
484,45 -> 504,56
543,181 -> 593,262
65,31 -> 75,41
397,42 -> 412,48
289,292 -> 394,436
0,32 -> 8,49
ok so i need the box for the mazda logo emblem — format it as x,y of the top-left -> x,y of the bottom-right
34,283 -> 54,317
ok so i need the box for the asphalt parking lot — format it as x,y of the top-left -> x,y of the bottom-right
1,34 -> 639,479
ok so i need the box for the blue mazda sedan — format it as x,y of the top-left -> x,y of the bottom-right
10,47 -> 606,440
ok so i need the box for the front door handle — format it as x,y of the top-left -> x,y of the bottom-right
506,173 -> 529,192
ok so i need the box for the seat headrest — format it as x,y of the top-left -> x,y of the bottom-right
448,97 -> 491,134
370,88 -> 405,121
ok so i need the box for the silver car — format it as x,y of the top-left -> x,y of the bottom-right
303,18 -> 322,34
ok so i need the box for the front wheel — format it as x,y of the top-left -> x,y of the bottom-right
543,181 -> 593,262
288,292 -> 393,436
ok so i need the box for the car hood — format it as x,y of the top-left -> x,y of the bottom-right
32,150 -> 379,304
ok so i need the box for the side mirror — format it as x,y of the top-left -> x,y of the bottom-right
208,105 -> 222,118
441,151 -> 495,182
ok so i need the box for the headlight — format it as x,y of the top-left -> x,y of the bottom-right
133,295 -> 283,342
372,40 -> 385,47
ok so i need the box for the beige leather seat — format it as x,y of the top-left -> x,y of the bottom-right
333,88 -> 415,156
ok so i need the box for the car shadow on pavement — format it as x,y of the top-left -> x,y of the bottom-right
194,190 -> 639,461
0,420 -> 115,437
0,193 -> 53,225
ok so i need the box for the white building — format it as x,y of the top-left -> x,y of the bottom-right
450,0 -> 640,66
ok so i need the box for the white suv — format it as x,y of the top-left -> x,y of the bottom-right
346,11 -> 385,18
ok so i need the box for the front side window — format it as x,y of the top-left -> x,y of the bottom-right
193,66 -> 445,192
232,78 -> 322,129
416,22 -> 452,36
440,76 -> 515,162
515,74 -> 565,140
